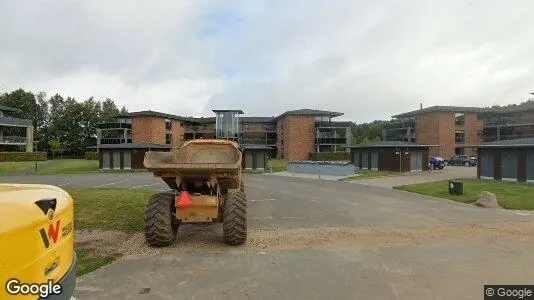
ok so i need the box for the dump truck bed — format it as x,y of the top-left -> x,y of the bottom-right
144,139 -> 242,175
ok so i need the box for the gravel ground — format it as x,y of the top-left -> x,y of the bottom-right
75,220 -> 534,256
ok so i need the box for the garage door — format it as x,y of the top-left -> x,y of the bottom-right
361,150 -> 369,169
123,150 -> 131,169
501,150 -> 517,181
480,151 -> 494,179
371,151 -> 379,170
353,150 -> 360,168
527,150 -> 534,183
410,151 -> 423,171
112,151 -> 121,169
245,151 -> 254,169
102,151 -> 110,169
255,152 -> 265,170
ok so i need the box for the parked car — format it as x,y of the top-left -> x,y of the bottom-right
428,156 -> 446,169
444,155 -> 477,167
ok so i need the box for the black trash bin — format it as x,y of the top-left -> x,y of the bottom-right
448,181 -> 463,195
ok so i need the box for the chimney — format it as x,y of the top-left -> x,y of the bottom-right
420,103 -> 423,110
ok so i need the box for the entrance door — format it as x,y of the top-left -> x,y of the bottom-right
102,151 -> 110,169
371,151 -> 379,170
123,150 -> 131,169
410,151 -> 423,171
112,151 -> 121,169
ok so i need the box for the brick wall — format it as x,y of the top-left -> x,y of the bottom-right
285,115 -> 315,160
171,120 -> 185,148
416,112 -> 455,158
132,116 -> 165,145
464,113 -> 483,156
132,116 -> 184,147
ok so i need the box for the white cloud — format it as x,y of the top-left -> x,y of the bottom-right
1,0 -> 534,122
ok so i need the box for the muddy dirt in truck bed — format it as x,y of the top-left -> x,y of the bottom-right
75,220 -> 534,257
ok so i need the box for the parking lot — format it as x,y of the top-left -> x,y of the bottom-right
1,171 -> 533,299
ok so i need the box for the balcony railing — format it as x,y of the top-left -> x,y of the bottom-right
316,137 -> 347,145
239,138 -> 277,145
315,121 -> 352,128
97,122 -> 132,129
0,136 -> 27,144
99,138 -> 132,144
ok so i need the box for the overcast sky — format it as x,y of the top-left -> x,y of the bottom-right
1,0 -> 534,122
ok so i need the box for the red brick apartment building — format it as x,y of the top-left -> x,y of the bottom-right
95,108 -> 352,168
385,105 -> 534,159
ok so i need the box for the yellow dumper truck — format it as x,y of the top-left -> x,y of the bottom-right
0,184 -> 76,299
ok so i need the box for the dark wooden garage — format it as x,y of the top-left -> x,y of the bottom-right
464,138 -> 534,183
91,143 -> 172,170
239,144 -> 271,171
346,141 -> 436,173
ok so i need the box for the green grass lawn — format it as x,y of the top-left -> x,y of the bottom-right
342,169 -> 399,181
77,250 -> 121,276
0,161 -> 37,174
66,188 -> 155,231
0,159 -> 99,175
394,179 -> 534,210
267,159 -> 287,172
66,188 -> 155,276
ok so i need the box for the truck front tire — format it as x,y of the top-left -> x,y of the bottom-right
223,189 -> 247,245
144,192 -> 178,247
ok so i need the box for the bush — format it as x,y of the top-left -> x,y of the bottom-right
85,151 -> 99,160
0,152 -> 47,162
310,152 -> 350,161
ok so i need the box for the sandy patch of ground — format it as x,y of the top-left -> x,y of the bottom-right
75,221 -> 534,256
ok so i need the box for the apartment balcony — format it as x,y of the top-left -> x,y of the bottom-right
185,126 -> 215,134
0,136 -> 27,145
99,138 -> 132,144
97,122 -> 132,129
315,121 -> 352,128
240,125 -> 277,133
316,137 -> 347,145
0,116 -> 33,127
240,138 -> 277,146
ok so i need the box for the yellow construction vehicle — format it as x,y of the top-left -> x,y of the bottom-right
0,184 -> 76,299
143,139 -> 247,246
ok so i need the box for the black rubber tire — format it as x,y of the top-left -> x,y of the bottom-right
223,189 -> 247,245
464,161 -> 470,167
144,192 -> 178,247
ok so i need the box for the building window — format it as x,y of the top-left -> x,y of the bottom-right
165,133 -> 172,145
477,130 -> 483,139
455,113 -> 465,126
455,131 -> 465,144
165,119 -> 172,130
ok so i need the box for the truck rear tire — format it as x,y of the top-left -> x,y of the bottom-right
144,192 -> 178,247
223,189 -> 247,245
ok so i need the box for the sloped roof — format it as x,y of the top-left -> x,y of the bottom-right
119,110 -> 190,122
241,117 -> 274,123
392,106 -> 488,118
274,109 -> 343,120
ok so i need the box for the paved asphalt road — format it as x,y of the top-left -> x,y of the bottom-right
1,172 -> 533,299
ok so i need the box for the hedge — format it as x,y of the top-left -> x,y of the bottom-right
310,152 -> 350,161
0,152 -> 47,162
85,151 -> 99,160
